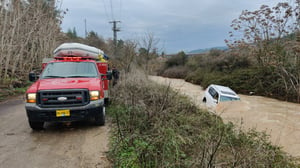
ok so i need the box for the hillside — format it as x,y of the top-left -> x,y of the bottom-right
188,46 -> 228,54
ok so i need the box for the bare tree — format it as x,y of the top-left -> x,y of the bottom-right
227,2 -> 298,65
226,1 -> 300,102
0,0 -> 62,87
138,32 -> 160,74
115,40 -> 138,73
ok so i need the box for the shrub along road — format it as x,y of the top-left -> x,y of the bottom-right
150,76 -> 300,157
0,96 -> 111,168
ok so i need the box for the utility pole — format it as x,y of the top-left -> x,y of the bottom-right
84,19 -> 87,38
109,20 -> 121,47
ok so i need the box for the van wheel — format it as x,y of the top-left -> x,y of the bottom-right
202,97 -> 206,103
95,106 -> 105,126
29,121 -> 44,130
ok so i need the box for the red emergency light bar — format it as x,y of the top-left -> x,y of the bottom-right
54,56 -> 96,61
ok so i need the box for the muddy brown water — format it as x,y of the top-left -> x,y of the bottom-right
0,96 -> 111,168
150,76 -> 300,157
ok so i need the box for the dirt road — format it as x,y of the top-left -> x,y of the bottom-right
0,96 -> 111,168
150,76 -> 300,157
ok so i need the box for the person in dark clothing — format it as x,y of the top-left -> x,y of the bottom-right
112,67 -> 119,86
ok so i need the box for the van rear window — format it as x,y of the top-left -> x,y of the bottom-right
220,96 -> 240,102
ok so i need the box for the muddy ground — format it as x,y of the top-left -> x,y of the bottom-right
0,96 -> 111,168
150,76 -> 300,157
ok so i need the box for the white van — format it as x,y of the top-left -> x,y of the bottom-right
202,84 -> 240,108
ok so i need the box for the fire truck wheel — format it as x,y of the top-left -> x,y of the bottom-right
104,98 -> 109,106
29,121 -> 44,130
95,106 -> 105,126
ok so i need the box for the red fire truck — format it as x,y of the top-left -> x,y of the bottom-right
25,43 -> 111,130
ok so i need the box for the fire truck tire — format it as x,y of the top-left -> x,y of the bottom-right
95,106 -> 105,126
29,121 -> 44,130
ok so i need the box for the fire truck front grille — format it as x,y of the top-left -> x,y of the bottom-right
37,89 -> 89,108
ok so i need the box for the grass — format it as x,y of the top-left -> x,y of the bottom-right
0,86 -> 27,102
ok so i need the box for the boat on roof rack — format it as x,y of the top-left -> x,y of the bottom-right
53,43 -> 108,60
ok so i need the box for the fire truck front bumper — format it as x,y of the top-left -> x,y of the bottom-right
25,99 -> 104,122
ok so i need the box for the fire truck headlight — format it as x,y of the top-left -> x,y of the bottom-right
26,93 -> 36,103
89,91 -> 100,100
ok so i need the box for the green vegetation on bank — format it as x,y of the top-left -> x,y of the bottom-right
107,71 -> 298,167
158,42 -> 299,103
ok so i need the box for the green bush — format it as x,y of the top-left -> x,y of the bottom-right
161,66 -> 189,79
184,66 -> 296,101
185,68 -> 205,85
165,51 -> 188,68
204,67 -> 292,100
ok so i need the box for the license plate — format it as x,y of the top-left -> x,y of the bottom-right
56,109 -> 70,117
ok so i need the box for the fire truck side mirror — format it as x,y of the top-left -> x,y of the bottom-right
100,71 -> 112,80
106,71 -> 112,80
29,72 -> 39,82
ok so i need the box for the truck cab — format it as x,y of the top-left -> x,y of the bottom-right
25,43 -> 111,130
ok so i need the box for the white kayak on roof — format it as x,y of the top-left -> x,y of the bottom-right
53,43 -> 104,59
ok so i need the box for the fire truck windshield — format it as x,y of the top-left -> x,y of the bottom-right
41,62 -> 98,79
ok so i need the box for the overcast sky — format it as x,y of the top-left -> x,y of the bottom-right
59,0 -> 286,54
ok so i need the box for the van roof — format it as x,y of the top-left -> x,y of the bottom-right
210,84 -> 239,98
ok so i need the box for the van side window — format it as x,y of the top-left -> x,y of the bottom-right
208,87 -> 216,98
208,87 -> 219,101
213,92 -> 219,101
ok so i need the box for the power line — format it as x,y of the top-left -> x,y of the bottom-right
110,0 -> 114,20
119,0 -> 122,21
102,0 -> 110,22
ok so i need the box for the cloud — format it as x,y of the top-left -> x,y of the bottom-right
60,0 -> 286,53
